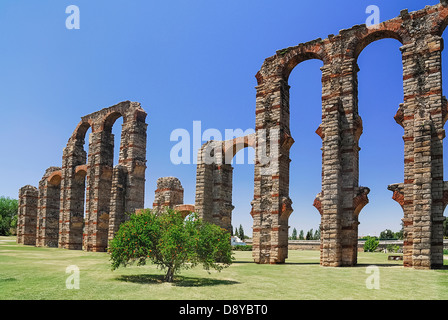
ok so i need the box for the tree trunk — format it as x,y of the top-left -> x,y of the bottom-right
165,266 -> 174,282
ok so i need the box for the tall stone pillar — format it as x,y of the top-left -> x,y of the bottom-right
318,61 -> 344,267
107,165 -> 127,242
119,110 -> 147,215
399,35 -> 445,269
253,76 -> 294,264
195,141 -> 235,231
84,129 -> 114,252
107,105 -> 147,246
195,142 -> 217,225
316,47 -> 369,267
59,131 -> 88,250
17,185 -> 39,245
36,167 -> 61,247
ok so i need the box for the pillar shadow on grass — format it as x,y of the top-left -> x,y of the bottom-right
116,274 -> 240,287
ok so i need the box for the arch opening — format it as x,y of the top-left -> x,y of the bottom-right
352,30 -> 404,60
226,140 -> 255,241
288,58 -> 324,242
357,38 -> 404,244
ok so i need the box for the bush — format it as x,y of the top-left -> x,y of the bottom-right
108,208 -> 233,282
0,197 -> 18,236
363,236 -> 379,252
386,244 -> 400,253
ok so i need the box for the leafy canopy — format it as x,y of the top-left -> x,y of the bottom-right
108,208 -> 233,282
0,196 -> 18,236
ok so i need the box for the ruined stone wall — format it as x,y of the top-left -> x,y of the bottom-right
18,101 -> 147,252
152,177 -> 184,213
16,185 -> 38,245
195,134 -> 255,234
16,2 -> 448,271
253,2 -> 448,268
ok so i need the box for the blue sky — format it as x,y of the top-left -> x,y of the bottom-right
0,0 -> 442,237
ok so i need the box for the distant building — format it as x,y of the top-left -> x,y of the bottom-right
231,236 -> 246,246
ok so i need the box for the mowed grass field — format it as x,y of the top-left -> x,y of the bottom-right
1,236 -> 448,300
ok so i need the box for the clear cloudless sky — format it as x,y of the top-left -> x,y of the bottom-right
0,0 -> 444,237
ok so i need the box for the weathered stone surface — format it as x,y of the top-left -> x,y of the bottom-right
153,177 -> 184,213
195,135 -> 256,234
17,185 -> 39,246
249,2 -> 448,268
36,167 -> 62,247
18,101 -> 147,252
17,2 -> 448,270
194,2 -> 448,268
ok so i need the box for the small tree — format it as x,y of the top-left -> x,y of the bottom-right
379,229 -> 394,240
305,229 -> 313,240
291,228 -> 297,240
238,224 -> 245,240
363,236 -> 379,252
298,230 -> 304,240
108,208 -> 233,282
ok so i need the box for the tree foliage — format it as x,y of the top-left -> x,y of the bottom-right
379,229 -> 395,240
291,227 -> 320,240
363,236 -> 379,252
108,208 -> 233,282
0,197 -> 18,236
291,228 -> 297,240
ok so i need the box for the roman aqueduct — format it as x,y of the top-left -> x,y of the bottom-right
17,2 -> 448,269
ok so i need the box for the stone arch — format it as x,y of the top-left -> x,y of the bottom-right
253,42 -> 326,264
81,101 -> 147,252
72,121 -> 92,141
279,45 -> 329,83
223,133 -> 256,164
347,27 -> 407,267
195,134 -> 256,233
55,101 -> 148,252
58,119 -> 91,250
102,111 -> 126,133
345,27 -> 408,60
255,40 -> 328,86
252,3 -> 448,268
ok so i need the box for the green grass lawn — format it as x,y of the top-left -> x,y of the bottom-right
1,236 -> 448,300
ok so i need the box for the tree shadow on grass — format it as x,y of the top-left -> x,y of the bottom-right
116,274 -> 239,287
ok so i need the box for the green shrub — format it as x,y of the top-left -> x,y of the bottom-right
233,245 -> 252,251
108,208 -> 233,282
363,236 -> 379,252
386,244 -> 400,253
0,197 -> 18,236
